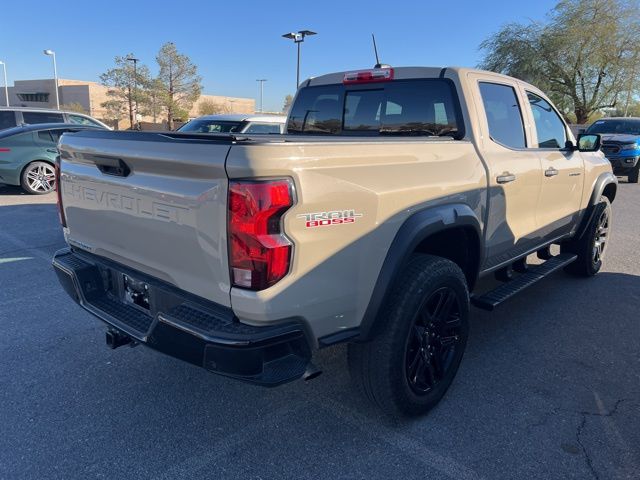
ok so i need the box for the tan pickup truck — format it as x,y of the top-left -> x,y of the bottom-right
52,66 -> 616,416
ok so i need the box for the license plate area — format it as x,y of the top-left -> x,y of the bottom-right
123,274 -> 151,312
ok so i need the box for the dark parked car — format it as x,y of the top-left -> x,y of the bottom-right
0,107 -> 110,131
0,123 -> 105,194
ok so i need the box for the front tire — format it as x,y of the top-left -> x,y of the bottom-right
629,163 -> 639,184
562,196 -> 612,276
348,254 -> 470,417
21,161 -> 55,195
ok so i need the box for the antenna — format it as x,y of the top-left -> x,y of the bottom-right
372,34 -> 381,68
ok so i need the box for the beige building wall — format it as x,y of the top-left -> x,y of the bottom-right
2,78 -> 256,128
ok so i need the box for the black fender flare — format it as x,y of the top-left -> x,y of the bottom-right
357,203 -> 482,342
589,171 -> 617,205
576,171 -> 617,239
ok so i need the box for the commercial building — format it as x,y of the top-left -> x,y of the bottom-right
0,78 -> 255,128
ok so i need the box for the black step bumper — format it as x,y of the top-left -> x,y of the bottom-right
52,248 -> 311,386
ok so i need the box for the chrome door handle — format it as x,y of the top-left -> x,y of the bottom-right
545,167 -> 559,177
46,148 -> 58,153
496,172 -> 516,184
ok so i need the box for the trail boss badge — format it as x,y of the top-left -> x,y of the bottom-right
298,209 -> 363,228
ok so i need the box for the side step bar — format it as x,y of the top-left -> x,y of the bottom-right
472,253 -> 577,311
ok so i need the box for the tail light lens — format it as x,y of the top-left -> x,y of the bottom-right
54,157 -> 67,227
228,179 -> 294,290
343,68 -> 394,84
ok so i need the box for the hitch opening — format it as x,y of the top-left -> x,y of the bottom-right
106,330 -> 132,349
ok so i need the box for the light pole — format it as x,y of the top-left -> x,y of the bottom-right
43,50 -> 59,110
282,30 -> 316,88
0,62 -> 8,106
256,79 -> 267,112
126,56 -> 140,129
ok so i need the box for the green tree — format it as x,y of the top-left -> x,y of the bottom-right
146,78 -> 165,124
282,94 -> 294,113
156,42 -> 202,129
479,0 -> 640,123
100,55 -> 152,128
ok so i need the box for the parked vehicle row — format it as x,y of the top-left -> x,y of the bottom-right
0,107 -> 110,131
52,65 -> 616,416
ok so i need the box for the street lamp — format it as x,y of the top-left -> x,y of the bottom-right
282,30 -> 316,88
0,61 -> 8,107
256,79 -> 267,112
126,56 -> 140,129
43,50 -> 59,110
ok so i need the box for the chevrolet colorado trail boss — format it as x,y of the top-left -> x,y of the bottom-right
52,67 -> 617,416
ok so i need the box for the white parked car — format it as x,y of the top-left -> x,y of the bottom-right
177,114 -> 286,134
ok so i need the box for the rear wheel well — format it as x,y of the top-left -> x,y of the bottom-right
602,182 -> 616,203
413,227 -> 480,290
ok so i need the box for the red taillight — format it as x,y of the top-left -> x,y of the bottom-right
0,148 -> 10,152
54,157 -> 67,227
228,179 -> 294,290
343,68 -> 394,84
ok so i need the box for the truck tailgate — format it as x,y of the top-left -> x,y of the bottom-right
57,131 -> 232,306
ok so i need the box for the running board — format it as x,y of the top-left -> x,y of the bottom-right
472,253 -> 577,311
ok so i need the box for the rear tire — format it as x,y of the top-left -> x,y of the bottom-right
21,161 -> 55,195
348,254 -> 470,417
629,164 -> 639,184
562,196 -> 611,277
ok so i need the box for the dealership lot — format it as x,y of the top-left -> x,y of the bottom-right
0,184 -> 638,480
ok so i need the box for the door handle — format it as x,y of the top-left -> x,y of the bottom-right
46,148 -> 58,153
496,172 -> 516,184
545,167 -> 559,177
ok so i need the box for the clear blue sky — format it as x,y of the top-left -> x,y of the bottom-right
0,0 -> 558,112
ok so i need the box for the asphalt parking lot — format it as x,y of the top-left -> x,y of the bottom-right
0,183 -> 638,480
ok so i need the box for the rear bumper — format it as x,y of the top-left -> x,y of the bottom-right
52,248 -> 311,386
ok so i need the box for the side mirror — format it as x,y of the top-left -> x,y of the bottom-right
577,133 -> 601,152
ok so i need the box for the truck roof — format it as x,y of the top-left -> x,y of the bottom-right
304,66 -> 541,92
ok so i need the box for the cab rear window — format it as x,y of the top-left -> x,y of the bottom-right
287,79 -> 463,138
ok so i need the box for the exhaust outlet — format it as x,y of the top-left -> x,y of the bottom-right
106,330 -> 131,349
303,363 -> 322,381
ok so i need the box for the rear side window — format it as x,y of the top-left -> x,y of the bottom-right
178,120 -> 242,133
287,79 -> 462,137
37,130 -> 55,143
22,112 -> 65,124
243,123 -> 282,134
479,82 -> 526,149
526,92 -> 566,149
0,111 -> 17,130
37,129 -> 68,144
69,114 -> 101,127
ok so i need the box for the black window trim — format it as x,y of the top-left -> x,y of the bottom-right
478,80 -> 529,150
524,89 -> 570,151
287,78 -> 466,139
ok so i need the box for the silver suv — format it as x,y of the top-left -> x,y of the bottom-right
0,107 -> 110,131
